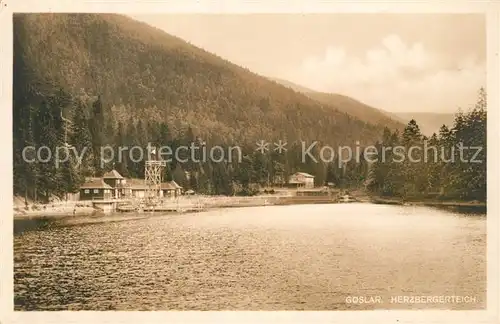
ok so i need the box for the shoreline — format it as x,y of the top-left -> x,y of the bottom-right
367,196 -> 487,214
13,193 -> 486,221
13,206 -> 99,220
369,196 -> 486,207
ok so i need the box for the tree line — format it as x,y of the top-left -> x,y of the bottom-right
13,88 -> 486,202
13,89 -> 372,201
366,88 -> 487,202
12,14 -> 486,202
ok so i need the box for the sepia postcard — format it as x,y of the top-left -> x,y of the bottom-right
1,0 -> 499,323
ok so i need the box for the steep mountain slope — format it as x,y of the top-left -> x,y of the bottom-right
14,13 -> 391,147
272,77 -> 459,135
392,112 -> 455,136
305,92 -> 405,130
271,78 -> 317,94
14,13 -> 412,198
271,78 -> 404,130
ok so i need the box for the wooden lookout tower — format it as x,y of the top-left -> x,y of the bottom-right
145,147 -> 166,203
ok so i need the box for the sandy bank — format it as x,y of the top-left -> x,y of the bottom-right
14,206 -> 99,219
13,198 -> 100,220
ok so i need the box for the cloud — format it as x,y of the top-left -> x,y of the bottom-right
288,34 -> 485,113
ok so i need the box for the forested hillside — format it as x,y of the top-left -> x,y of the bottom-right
12,14 -> 486,203
13,13 -> 389,200
272,78 -> 404,130
305,92 -> 404,130
366,89 -> 487,202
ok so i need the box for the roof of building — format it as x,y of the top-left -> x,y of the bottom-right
84,177 -> 101,182
125,178 -> 149,190
160,182 -> 175,190
160,181 -> 183,190
170,180 -> 182,189
103,169 -> 124,179
80,179 -> 113,189
87,176 -> 183,191
292,172 -> 315,178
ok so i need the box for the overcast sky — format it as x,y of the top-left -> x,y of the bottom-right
130,14 -> 485,113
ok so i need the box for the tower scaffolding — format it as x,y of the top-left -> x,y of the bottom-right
144,148 -> 166,207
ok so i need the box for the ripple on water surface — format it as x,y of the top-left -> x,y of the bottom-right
14,203 -> 486,310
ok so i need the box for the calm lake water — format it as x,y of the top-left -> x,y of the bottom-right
14,203 -> 486,310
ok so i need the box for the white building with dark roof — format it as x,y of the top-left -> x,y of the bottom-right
288,172 -> 315,189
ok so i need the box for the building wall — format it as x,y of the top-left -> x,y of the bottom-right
289,174 -> 301,183
79,189 -> 112,200
303,178 -> 314,188
131,190 -> 145,198
104,179 -> 127,199
131,189 -> 171,198
120,188 -> 132,198
162,189 -> 179,198
65,192 -> 80,201
288,174 -> 315,189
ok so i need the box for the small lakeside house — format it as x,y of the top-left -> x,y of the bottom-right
161,181 -> 183,198
79,169 -> 184,200
287,172 -> 315,189
79,178 -> 113,200
122,179 -> 183,198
